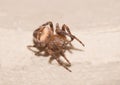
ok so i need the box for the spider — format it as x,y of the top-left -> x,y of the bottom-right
27,21 -> 85,72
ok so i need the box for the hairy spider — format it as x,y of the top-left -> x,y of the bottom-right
27,21 -> 85,72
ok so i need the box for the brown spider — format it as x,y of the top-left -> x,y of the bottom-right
27,21 -> 85,72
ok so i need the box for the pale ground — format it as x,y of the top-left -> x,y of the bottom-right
0,0 -> 120,85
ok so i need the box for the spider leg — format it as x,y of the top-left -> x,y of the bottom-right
27,45 -> 46,56
41,21 -> 54,32
62,24 -> 72,35
62,24 -> 85,46
56,23 -> 71,43
53,43 -> 71,66
48,48 -> 72,72
56,24 -> 85,47
49,55 -> 56,64
33,21 -> 54,40
45,48 -> 55,63
33,26 -> 45,40
34,51 -> 49,56
62,24 -> 73,41
60,51 -> 71,67
64,45 -> 73,53
56,23 -> 73,44
70,35 -> 85,47
56,58 -> 72,72
27,45 -> 38,53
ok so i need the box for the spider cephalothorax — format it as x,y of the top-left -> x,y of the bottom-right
27,21 -> 85,72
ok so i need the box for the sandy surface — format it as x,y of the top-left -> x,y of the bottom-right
0,0 -> 120,85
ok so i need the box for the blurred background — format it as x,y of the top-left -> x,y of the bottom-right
0,0 -> 120,32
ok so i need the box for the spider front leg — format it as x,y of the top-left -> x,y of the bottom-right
27,45 -> 46,56
33,21 -> 54,40
33,26 -> 46,41
41,21 -> 54,32
56,24 -> 85,47
27,45 -> 39,54
62,24 -> 72,36
62,24 -> 85,46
